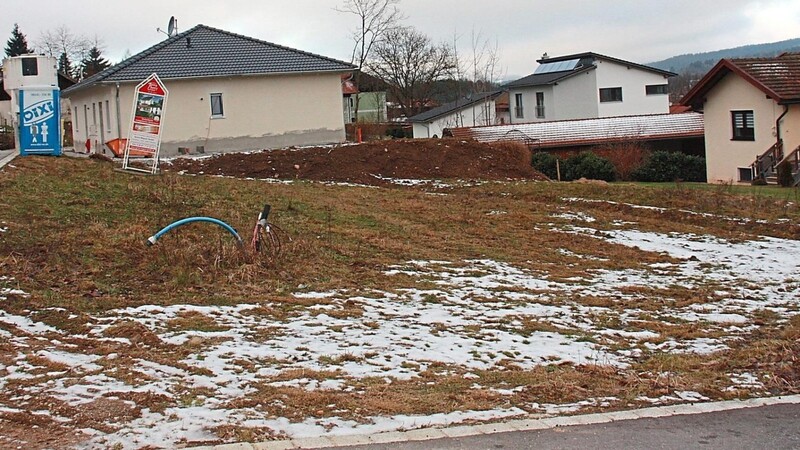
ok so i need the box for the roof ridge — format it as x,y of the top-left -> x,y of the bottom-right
195,24 -> 353,68
65,25 -> 202,92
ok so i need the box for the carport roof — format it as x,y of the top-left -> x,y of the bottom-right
64,24 -> 355,95
447,113 -> 704,148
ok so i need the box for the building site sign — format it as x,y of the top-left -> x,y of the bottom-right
123,73 -> 168,173
19,88 -> 61,156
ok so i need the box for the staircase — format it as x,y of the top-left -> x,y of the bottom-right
752,142 -> 800,186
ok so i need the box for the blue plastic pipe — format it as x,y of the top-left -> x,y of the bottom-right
147,217 -> 243,246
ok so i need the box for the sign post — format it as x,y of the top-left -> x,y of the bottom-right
18,88 -> 61,156
123,73 -> 168,174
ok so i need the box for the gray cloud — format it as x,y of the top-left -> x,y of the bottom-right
3,0 -> 798,79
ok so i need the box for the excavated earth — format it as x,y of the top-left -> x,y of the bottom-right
162,138 -> 549,185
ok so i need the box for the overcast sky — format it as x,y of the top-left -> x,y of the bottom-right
4,0 -> 800,79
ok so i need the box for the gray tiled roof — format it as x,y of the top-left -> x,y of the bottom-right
408,91 -> 503,123
64,25 -> 355,94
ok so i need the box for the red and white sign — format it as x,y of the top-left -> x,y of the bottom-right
123,73 -> 169,173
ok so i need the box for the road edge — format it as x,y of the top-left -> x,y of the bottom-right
194,394 -> 800,450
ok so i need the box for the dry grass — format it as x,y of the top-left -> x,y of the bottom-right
1,156 -> 799,443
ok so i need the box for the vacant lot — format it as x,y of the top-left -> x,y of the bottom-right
1,144 -> 799,449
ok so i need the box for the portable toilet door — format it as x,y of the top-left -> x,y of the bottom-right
18,87 -> 61,156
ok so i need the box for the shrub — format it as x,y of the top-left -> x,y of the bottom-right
593,141 -> 649,181
531,151 -> 559,180
562,152 -> 616,182
632,151 -> 706,182
385,126 -> 412,139
777,159 -> 794,187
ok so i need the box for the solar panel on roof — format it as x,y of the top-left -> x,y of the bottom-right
534,59 -> 580,74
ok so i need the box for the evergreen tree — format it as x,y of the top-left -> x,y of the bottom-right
58,52 -> 74,78
5,23 -> 32,57
80,46 -> 110,79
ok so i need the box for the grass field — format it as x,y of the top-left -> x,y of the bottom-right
1,156 -> 799,448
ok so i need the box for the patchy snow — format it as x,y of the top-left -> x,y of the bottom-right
2,200 -> 800,448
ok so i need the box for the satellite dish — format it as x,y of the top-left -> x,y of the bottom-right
157,16 -> 177,38
167,16 -> 176,36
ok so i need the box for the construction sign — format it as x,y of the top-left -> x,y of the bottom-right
123,73 -> 168,174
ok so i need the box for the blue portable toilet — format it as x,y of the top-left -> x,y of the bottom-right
18,88 -> 61,156
1,55 -> 61,156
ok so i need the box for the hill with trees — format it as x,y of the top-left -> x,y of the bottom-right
651,37 -> 800,74
654,37 -> 800,103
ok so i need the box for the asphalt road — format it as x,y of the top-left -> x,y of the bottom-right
337,403 -> 800,450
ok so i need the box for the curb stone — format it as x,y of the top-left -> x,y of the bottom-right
193,394 -> 800,449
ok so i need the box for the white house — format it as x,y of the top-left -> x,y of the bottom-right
62,25 -> 355,156
681,52 -> 800,184
505,52 -> 675,124
409,91 -> 502,138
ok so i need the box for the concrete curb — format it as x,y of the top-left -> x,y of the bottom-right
0,151 -> 18,170
192,394 -> 800,450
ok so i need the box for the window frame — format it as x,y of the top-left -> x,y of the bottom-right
599,87 -> 623,103
645,84 -> 669,95
738,167 -> 754,182
210,93 -> 225,118
514,93 -> 524,118
731,110 -> 755,141
21,58 -> 38,76
535,92 -> 545,118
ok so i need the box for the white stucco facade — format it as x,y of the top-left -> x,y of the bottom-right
412,99 -> 496,139
701,74 -> 800,183
67,72 -> 347,155
509,58 -> 671,124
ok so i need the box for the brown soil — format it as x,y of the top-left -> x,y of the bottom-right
163,138 -> 548,185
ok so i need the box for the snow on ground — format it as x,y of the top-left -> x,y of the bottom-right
1,201 -> 799,448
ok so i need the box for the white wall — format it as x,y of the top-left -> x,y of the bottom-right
703,73 -> 793,183
509,60 -> 669,124
595,59 -> 671,117
2,56 -> 58,91
413,99 -> 496,138
67,72 -> 347,155
551,70 -> 598,120
509,89 -> 539,124
67,85 -> 119,153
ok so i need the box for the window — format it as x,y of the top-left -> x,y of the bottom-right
535,92 -> 545,118
731,111 -> 754,141
646,84 -> 669,95
599,87 -> 623,102
514,93 -> 524,118
210,93 -> 224,117
738,167 -> 753,182
21,58 -> 38,76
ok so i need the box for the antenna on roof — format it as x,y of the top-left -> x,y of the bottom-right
157,16 -> 177,38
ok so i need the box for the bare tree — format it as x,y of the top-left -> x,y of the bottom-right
470,29 -> 502,94
449,28 -> 504,126
337,0 -> 403,122
368,26 -> 456,118
37,26 -> 91,78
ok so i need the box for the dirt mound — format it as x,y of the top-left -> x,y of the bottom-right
163,138 -> 548,186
